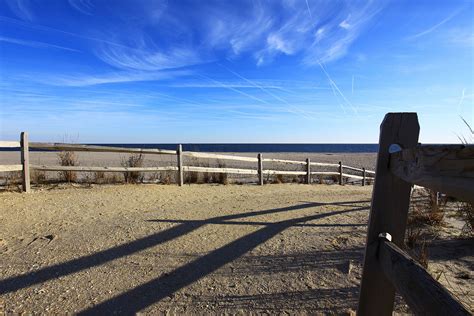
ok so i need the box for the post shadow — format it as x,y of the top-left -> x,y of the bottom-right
80,205 -> 368,314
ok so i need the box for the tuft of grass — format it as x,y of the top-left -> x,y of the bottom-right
216,160 -> 228,185
458,202 -> 473,236
57,151 -> 78,182
31,169 -> 46,185
2,171 -> 22,191
121,154 -> 144,184
272,174 -> 285,184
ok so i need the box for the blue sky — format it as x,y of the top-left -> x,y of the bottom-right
0,0 -> 472,143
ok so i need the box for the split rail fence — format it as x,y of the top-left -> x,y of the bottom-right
357,113 -> 472,315
0,133 -> 375,191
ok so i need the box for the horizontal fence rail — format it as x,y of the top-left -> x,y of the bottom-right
0,164 -> 23,172
0,141 -> 21,148
1,133 -> 376,190
30,165 -> 178,172
29,142 -> 177,155
378,238 -> 470,315
182,151 -> 258,162
390,144 -> 474,204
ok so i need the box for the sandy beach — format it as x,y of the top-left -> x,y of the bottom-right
0,184 -> 471,314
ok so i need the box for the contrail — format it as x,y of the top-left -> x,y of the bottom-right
318,62 -> 358,114
218,64 -> 316,119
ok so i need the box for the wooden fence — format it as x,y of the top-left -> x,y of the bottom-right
0,132 -> 375,191
357,113 -> 472,315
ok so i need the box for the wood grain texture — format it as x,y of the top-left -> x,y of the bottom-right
29,143 -> 177,155
306,158 -> 311,184
177,144 -> 183,186
258,154 -> 264,185
31,165 -> 178,172
20,132 -> 30,193
358,113 -> 420,316
184,166 -> 257,175
183,151 -> 258,162
390,144 -> 474,203
262,158 -> 306,165
379,240 -> 470,315
0,141 -> 21,148
0,165 -> 23,172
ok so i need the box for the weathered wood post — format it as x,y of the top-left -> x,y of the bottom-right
306,158 -> 311,184
20,132 -> 30,192
177,144 -> 183,186
338,161 -> 343,185
362,168 -> 366,186
357,113 -> 420,315
257,153 -> 263,186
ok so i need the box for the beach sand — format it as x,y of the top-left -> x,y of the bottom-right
0,184 -> 471,314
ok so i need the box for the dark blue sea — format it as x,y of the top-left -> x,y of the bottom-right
2,143 -> 378,153
87,143 -> 378,153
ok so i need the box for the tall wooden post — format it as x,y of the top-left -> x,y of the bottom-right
357,113 -> 420,315
20,132 -> 30,192
306,158 -> 311,184
177,144 -> 183,186
362,168 -> 366,186
338,161 -> 343,185
257,153 -> 263,186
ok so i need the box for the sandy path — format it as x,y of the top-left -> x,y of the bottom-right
1,184 -> 470,314
0,184 -> 374,314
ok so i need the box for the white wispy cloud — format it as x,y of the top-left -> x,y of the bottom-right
35,69 -> 191,87
0,36 -> 80,52
68,0 -> 94,15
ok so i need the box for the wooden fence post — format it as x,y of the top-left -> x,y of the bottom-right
258,153 -> 263,186
177,144 -> 183,186
362,168 -> 366,186
306,158 -> 311,184
338,161 -> 343,185
20,132 -> 30,192
357,113 -> 420,315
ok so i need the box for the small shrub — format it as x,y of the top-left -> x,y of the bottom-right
272,174 -> 284,184
31,170 -> 46,184
57,151 -> 78,182
93,171 -> 106,184
458,202 -> 473,235
121,154 -> 144,184
216,161 -> 228,185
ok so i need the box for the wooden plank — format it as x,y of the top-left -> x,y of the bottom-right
262,158 -> 306,165
343,165 -> 364,172
177,144 -> 183,186
30,165 -> 178,172
378,239 -> 470,315
390,144 -> 474,204
184,166 -> 257,175
358,113 -> 420,315
263,170 -> 306,175
339,161 -> 343,185
310,171 -> 340,176
258,153 -> 264,185
20,132 -> 30,193
309,162 -> 339,167
29,142 -> 177,155
306,158 -> 311,184
0,141 -> 21,148
365,170 -> 376,175
0,165 -> 23,172
341,173 -> 364,180
183,151 -> 258,162
362,168 -> 366,186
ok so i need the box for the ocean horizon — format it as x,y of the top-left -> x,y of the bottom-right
1,143 -> 379,153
